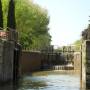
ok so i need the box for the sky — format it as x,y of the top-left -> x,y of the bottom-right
33,0 -> 90,47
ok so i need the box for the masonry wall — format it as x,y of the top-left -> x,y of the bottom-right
81,41 -> 86,90
81,40 -> 90,90
20,51 -> 42,74
74,52 -> 81,71
85,41 -> 90,89
0,40 -> 14,82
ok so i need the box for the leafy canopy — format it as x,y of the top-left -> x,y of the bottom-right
2,0 -> 51,50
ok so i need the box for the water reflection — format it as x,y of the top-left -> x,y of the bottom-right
19,76 -> 47,90
0,72 -> 81,90
0,83 -> 18,90
19,74 -> 80,90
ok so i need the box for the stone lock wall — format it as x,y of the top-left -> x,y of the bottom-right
73,51 -> 81,73
0,40 -> 15,82
81,41 -> 86,90
81,40 -> 90,90
85,41 -> 90,89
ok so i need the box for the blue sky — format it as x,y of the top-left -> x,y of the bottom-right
33,0 -> 90,46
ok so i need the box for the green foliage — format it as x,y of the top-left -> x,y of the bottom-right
74,40 -> 81,45
73,39 -> 82,51
2,0 -> 8,28
2,0 -> 51,49
0,0 -> 3,29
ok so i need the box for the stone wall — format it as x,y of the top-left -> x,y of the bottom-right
0,40 -> 14,82
81,40 -> 90,90
74,52 -> 81,71
85,41 -> 90,89
81,41 -> 86,89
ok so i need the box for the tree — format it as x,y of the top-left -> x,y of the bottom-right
73,39 -> 82,51
7,0 -> 16,30
3,0 -> 51,49
0,0 -> 3,29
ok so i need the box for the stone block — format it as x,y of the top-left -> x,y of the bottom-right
86,52 -> 90,60
86,60 -> 90,64
86,67 -> 90,73
86,75 -> 90,80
